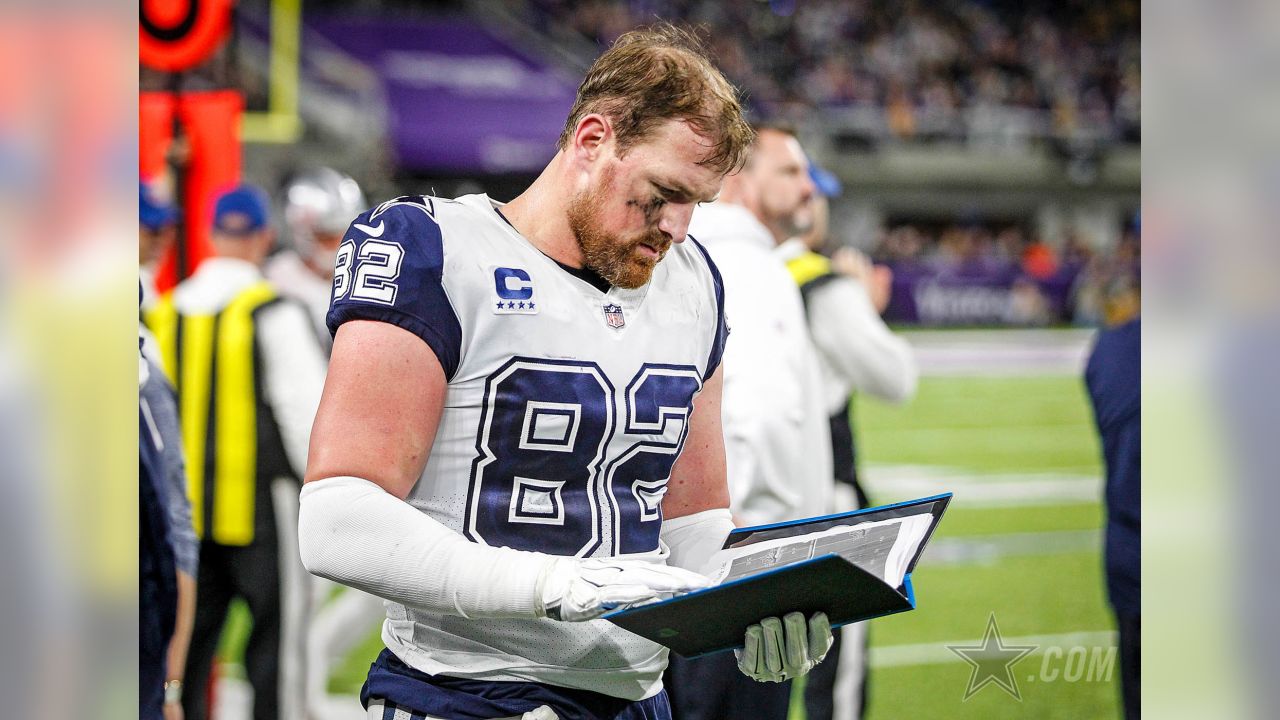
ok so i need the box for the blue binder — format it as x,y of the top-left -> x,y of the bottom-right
605,493 -> 951,657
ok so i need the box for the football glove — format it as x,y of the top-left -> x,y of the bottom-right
735,611 -> 833,682
537,557 -> 713,622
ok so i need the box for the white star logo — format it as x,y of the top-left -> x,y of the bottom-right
947,613 -> 1037,701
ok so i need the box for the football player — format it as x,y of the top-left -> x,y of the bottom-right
298,24 -> 831,720
268,166 -> 368,351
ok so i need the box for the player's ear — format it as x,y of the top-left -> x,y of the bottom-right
571,114 -> 611,163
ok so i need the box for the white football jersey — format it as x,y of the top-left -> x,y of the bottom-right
326,194 -> 727,701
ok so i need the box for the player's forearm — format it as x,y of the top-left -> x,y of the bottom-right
836,331 -> 918,403
165,571 -> 197,688
298,476 -> 546,619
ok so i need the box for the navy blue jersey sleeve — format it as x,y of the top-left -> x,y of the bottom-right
688,235 -> 729,381
326,197 -> 463,379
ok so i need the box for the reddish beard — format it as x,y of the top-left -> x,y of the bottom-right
566,169 -> 670,289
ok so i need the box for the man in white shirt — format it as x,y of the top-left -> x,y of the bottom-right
687,125 -> 833,527
145,184 -> 328,720
779,173 -> 918,720
778,173 -> 917,512
665,124 -> 834,720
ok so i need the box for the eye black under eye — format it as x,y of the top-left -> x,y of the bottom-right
638,194 -> 667,213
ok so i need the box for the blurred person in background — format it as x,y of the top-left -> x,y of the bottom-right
140,299 -> 199,720
1083,274 -> 1140,720
664,123 -> 832,720
140,180 -> 179,370
1072,223 -> 1141,327
141,355 -> 180,720
144,184 -> 327,720
778,168 -> 918,720
1005,277 -> 1053,325
140,179 -> 178,313
267,167 -> 367,352
269,167 -> 386,720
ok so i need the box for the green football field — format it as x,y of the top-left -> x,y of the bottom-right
823,374 -> 1121,719
220,365 -> 1122,718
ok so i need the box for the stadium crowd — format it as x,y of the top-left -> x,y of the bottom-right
871,218 -> 1140,325
519,0 -> 1140,144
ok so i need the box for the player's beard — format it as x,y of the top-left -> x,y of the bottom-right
775,199 -> 814,240
567,170 -> 670,289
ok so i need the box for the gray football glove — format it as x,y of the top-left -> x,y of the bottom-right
735,611 -> 834,682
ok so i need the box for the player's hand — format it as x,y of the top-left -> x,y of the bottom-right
735,611 -> 833,682
832,247 -> 873,283
536,557 -> 713,622
832,247 -> 893,313
162,701 -> 183,720
868,264 -> 893,314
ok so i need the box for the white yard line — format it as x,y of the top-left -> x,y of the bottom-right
904,328 -> 1096,377
923,529 -> 1099,565
860,465 -> 1103,561
863,465 -> 1102,508
871,630 -> 1117,668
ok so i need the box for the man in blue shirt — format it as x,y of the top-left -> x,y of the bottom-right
1084,284 -> 1140,719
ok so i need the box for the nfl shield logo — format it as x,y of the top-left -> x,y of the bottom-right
602,303 -> 626,329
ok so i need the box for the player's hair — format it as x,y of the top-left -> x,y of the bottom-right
751,120 -> 799,140
557,23 -> 754,175
735,121 -> 800,169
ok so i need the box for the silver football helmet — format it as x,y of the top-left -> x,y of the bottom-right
280,167 -> 366,274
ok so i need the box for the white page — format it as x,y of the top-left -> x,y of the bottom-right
701,512 -> 934,588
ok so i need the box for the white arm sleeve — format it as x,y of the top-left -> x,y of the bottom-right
258,301 -> 329,475
660,508 -> 735,575
808,278 -> 918,404
298,476 -> 548,619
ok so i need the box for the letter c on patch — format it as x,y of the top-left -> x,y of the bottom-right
494,267 -> 534,300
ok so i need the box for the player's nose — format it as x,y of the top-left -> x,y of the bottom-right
799,171 -> 816,203
658,203 -> 694,244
